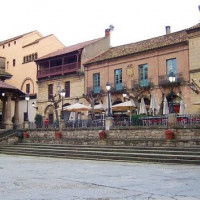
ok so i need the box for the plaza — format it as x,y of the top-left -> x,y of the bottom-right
0,154 -> 200,200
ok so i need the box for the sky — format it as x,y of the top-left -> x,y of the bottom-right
0,0 -> 200,47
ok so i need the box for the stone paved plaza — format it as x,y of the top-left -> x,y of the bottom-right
0,154 -> 200,200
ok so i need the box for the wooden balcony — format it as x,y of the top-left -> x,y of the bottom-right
37,62 -> 80,79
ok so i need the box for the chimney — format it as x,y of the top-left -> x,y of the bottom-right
166,26 -> 171,35
105,28 -> 110,37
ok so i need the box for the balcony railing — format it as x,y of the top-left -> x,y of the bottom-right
132,78 -> 153,89
37,62 -> 80,79
86,86 -> 104,95
158,73 -> 184,86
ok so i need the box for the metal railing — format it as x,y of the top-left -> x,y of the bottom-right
12,114 -> 200,130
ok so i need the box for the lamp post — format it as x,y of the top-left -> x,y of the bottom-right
25,94 -> 30,121
106,82 -> 112,117
60,89 -> 66,120
169,72 -> 175,113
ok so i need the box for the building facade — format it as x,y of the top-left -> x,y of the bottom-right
84,26 -> 193,116
35,30 -> 110,124
0,31 -> 65,123
187,24 -> 200,113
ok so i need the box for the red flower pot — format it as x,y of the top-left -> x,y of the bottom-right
165,129 -> 173,140
23,131 -> 28,138
99,130 -> 106,139
55,131 -> 61,139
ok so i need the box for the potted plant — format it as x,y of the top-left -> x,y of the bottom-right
165,129 -> 174,140
55,131 -> 62,139
34,114 -> 43,128
23,130 -> 28,138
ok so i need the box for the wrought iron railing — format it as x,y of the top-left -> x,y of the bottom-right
176,114 -> 200,127
13,114 -> 200,130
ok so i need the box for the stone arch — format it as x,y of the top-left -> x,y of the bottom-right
44,105 -> 55,124
21,77 -> 35,93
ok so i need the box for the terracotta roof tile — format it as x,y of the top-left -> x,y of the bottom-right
36,37 -> 104,61
187,23 -> 200,30
0,69 -> 12,78
0,81 -> 26,96
85,30 -> 188,65
0,31 -> 38,46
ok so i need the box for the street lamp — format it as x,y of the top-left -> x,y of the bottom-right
106,82 -> 112,117
169,72 -> 175,113
32,102 -> 38,109
25,94 -> 30,121
60,89 -> 66,120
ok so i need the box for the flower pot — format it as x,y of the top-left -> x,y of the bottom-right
99,130 -> 106,139
23,131 -> 28,138
165,129 -> 173,140
55,131 -> 61,139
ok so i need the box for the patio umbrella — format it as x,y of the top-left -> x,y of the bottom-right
63,103 -> 91,112
69,112 -> 76,120
150,93 -> 158,116
93,103 -> 106,112
179,100 -> 185,115
112,100 -> 136,111
139,98 -> 147,115
163,97 -> 169,115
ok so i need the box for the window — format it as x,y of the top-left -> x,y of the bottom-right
114,69 -> 122,90
3,45 -> 5,49
93,73 -> 100,93
65,81 -> 70,98
166,58 -> 177,81
13,59 -> 16,67
8,43 -> 10,47
139,64 -> 148,87
23,52 -> 38,64
26,84 -> 30,94
48,84 -> 53,100
14,41 -> 16,45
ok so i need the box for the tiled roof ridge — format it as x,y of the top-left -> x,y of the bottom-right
0,30 -> 39,46
186,23 -> 200,30
36,36 -> 104,61
22,34 -> 55,48
85,29 -> 188,65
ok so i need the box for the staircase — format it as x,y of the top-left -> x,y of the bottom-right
1,143 -> 200,164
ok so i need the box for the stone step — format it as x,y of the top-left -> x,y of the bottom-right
1,144 -> 200,164
1,149 -> 200,165
17,142 -> 200,151
1,145 -> 200,156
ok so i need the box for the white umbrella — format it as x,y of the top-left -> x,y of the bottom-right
150,93 -> 158,116
112,100 -> 136,111
139,98 -> 147,115
93,103 -> 106,112
179,100 -> 185,115
163,97 -> 169,115
69,112 -> 76,120
63,103 -> 91,112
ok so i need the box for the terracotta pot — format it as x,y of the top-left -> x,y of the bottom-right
23,131 -> 28,138
55,131 -> 61,139
99,130 -> 106,139
165,129 -> 173,140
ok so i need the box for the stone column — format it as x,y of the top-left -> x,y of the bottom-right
5,93 -> 13,130
2,99 -> 7,126
105,116 -> 113,131
14,97 -> 19,128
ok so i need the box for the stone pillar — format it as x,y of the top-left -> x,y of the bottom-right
168,113 -> 176,128
14,97 -> 19,128
105,116 -> 113,131
5,93 -> 13,130
2,99 -> 6,125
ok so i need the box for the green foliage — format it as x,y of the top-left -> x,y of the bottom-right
34,114 -> 43,124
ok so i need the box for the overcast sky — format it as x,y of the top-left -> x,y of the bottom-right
0,0 -> 200,47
